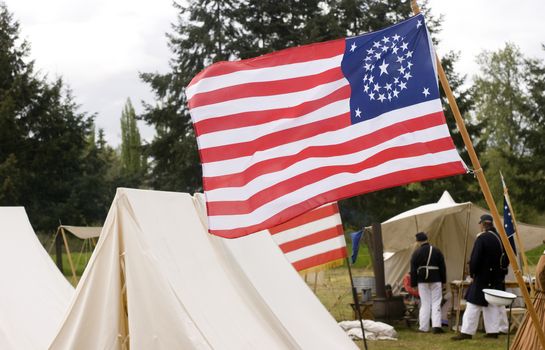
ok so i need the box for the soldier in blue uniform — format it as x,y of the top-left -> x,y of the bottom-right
452,214 -> 509,340
410,232 -> 447,333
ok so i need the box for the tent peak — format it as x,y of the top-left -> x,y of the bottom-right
438,191 -> 456,204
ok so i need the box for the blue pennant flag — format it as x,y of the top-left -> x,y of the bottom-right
350,230 -> 363,264
503,196 -> 517,255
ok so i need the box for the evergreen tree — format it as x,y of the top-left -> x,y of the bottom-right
233,0 -> 326,58
0,4 -> 103,231
139,0 -> 241,192
120,98 -> 145,183
0,3 -> 38,205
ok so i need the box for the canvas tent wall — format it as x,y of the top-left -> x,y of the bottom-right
378,191 -> 545,292
0,207 -> 74,349
50,188 -> 356,349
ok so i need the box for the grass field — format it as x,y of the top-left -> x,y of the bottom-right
359,328 -> 507,350
307,257 -> 540,350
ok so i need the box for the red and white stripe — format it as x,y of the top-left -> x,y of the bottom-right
268,202 -> 347,271
187,39 -> 466,238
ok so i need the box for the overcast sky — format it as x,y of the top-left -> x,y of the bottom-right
3,0 -> 545,146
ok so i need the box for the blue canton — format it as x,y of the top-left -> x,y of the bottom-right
503,196 -> 517,255
341,14 -> 439,124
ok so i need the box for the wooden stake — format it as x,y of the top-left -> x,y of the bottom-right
411,1 -> 545,347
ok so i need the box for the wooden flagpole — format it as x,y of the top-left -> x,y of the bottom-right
501,173 -> 535,296
411,1 -> 545,348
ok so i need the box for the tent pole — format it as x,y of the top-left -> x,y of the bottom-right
118,234 -> 130,349
60,227 -> 78,285
411,1 -> 545,347
454,204 -> 471,333
346,256 -> 368,350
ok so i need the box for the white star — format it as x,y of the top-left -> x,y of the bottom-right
388,93 -> 392,101
394,77 -> 399,84
392,34 -> 400,41
385,83 -> 392,91
381,36 -> 390,43
369,92 -> 375,100
364,63 -> 372,71
399,81 -> 407,90
401,42 -> 409,51
373,83 -> 381,92
406,50 -> 413,58
350,42 -> 357,52
373,41 -> 381,48
393,90 -> 400,98
363,85 -> 369,92
407,61 -> 413,69
366,48 -> 375,55
396,56 -> 405,64
417,20 -> 422,28
391,46 -> 399,54
374,52 -> 382,60
368,76 -> 374,83
398,66 -> 406,74
364,56 -> 372,62
355,108 -> 362,117
404,72 -> 412,80
422,87 -> 430,97
378,94 -> 386,102
378,60 -> 389,76
363,74 -> 368,82
381,45 -> 388,52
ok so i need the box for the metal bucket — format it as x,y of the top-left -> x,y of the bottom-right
353,276 -> 376,295
361,288 -> 372,302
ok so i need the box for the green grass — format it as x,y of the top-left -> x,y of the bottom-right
525,244 -> 545,266
50,252 -> 92,282
310,267 -> 518,350
358,328 -> 507,350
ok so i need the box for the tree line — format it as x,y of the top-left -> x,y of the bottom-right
1,0 -> 544,233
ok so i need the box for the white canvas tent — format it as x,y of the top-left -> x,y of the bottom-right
50,188 -> 356,349
0,207 -> 74,349
379,191 -> 545,291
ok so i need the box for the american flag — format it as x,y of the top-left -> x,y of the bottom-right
268,202 -> 346,271
503,196 -> 517,255
187,14 -> 467,238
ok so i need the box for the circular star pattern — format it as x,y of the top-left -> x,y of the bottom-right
361,33 -> 415,104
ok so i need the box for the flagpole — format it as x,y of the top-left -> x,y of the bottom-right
411,1 -> 545,348
346,255 -> 368,350
501,173 -> 535,296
